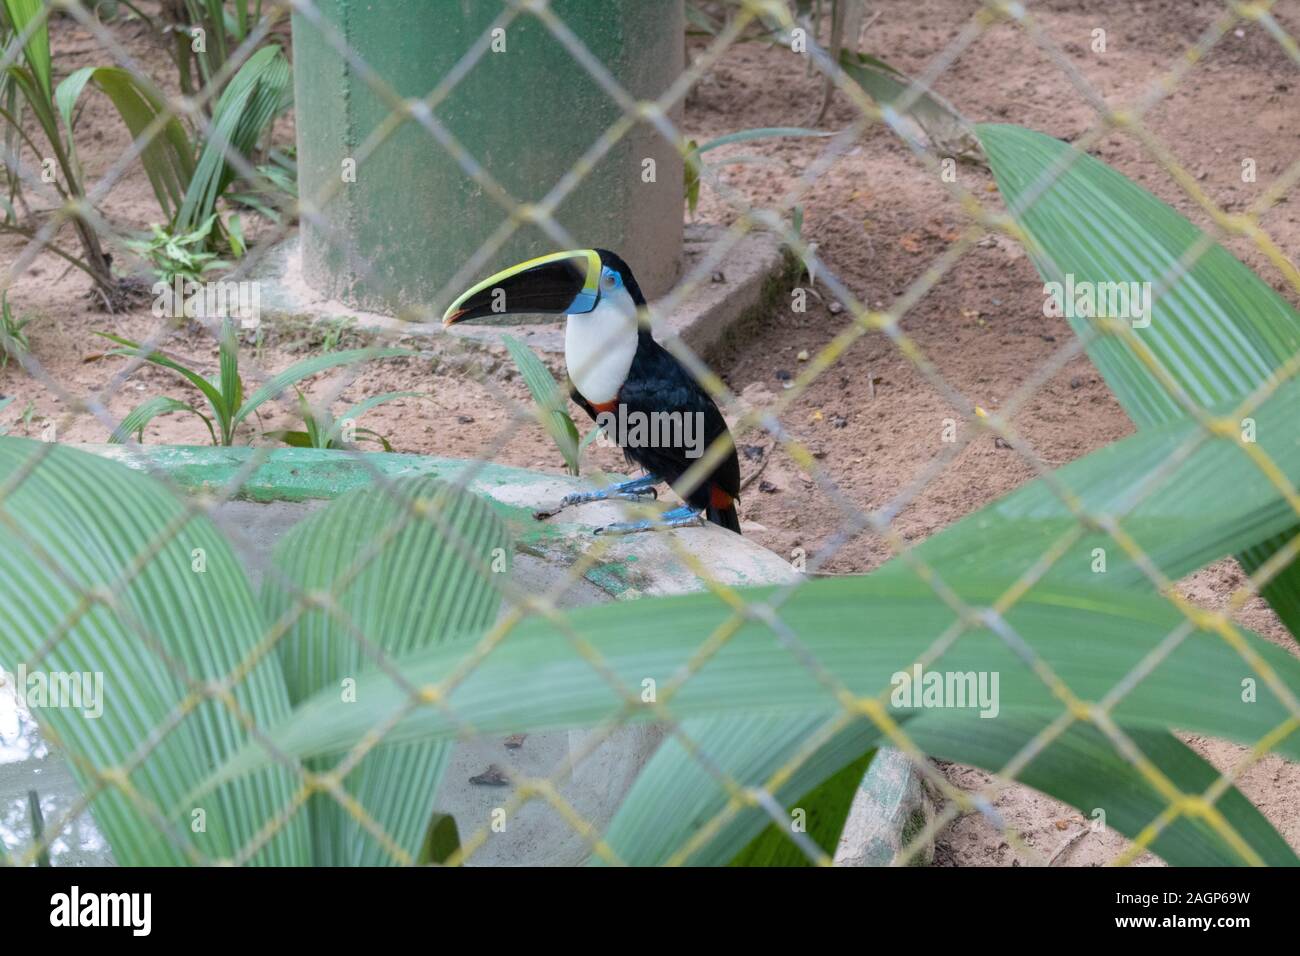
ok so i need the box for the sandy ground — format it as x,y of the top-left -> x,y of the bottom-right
1,0 -> 1298,865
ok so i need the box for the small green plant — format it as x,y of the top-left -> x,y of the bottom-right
123,214 -> 229,286
0,396 -> 38,436
316,316 -> 351,353
269,388 -> 422,452
502,334 -> 581,476
0,0 -> 156,295
98,320 -> 410,445
0,2 -> 290,302
0,290 -> 33,368
63,43 -> 293,253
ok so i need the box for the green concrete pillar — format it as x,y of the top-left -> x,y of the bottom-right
291,0 -> 685,317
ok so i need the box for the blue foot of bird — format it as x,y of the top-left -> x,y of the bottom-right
534,474 -> 660,520
595,505 -> 704,536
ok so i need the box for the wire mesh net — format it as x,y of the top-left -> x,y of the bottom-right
1,0 -> 1299,867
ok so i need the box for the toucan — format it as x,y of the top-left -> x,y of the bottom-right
443,249 -> 741,535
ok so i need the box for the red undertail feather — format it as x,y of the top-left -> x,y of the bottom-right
707,484 -> 741,534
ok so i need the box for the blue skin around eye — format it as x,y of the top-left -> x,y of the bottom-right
566,268 -> 618,314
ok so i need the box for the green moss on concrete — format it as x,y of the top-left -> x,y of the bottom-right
584,562 -> 635,597
90,445 -> 571,540
901,808 -> 930,866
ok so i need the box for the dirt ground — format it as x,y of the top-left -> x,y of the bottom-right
2,0 -> 1298,866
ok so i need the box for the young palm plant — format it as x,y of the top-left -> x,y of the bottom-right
98,321 -> 410,445
0,288 -> 32,368
1,2 -> 290,300
0,0 -> 137,294
165,0 -> 275,110
269,387 -> 422,452
60,43 -> 292,256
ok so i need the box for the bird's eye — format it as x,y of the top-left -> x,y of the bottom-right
601,271 -> 617,291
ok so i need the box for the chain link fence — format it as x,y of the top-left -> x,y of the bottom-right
1,0 -> 1299,867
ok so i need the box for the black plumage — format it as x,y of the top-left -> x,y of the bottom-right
571,251 -> 741,533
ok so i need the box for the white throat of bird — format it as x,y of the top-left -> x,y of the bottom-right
565,286 -> 639,405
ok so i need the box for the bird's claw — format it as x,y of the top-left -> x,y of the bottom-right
594,507 -> 703,536
534,476 -> 660,521
560,486 -> 657,508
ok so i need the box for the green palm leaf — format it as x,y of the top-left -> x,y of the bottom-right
977,123 -> 1300,639
909,717 -> 1297,867
1,0 -> 51,98
109,395 -> 216,445
727,747 -> 875,867
96,332 -> 226,416
203,571 -> 1300,822
605,123 -> 1300,867
0,438 -> 310,865
56,67 -> 195,221
175,45 -> 289,233
503,335 -> 580,475
260,476 -> 510,865
233,347 -> 411,428
205,367 -> 1300,865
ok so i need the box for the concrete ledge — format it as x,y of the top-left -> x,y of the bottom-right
251,223 -> 793,363
88,444 -> 798,598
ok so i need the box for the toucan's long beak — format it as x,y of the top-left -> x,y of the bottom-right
442,250 -> 602,326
